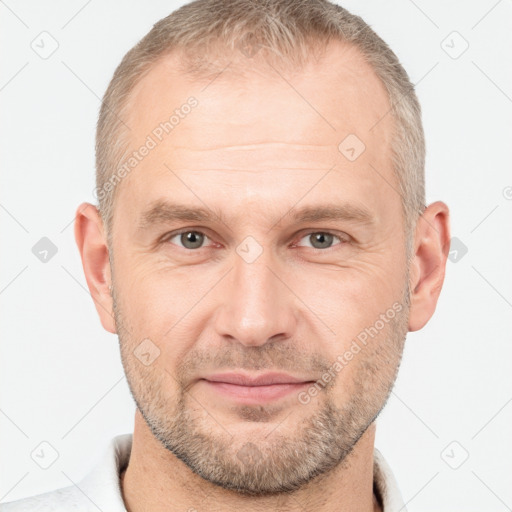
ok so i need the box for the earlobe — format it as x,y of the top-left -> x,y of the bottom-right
74,202 -> 117,334
407,201 -> 451,332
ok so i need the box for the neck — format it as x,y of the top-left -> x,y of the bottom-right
121,411 -> 381,512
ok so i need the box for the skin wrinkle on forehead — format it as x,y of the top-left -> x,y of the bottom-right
112,146 -> 396,240
164,143 -> 338,168
162,145 -> 341,172
115,136 -> 397,238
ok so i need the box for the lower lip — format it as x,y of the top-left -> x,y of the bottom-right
202,380 -> 311,404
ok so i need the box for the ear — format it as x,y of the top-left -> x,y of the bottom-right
74,202 -> 116,334
408,201 -> 451,332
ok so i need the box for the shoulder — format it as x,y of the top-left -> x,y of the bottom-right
0,484 -> 94,512
1,434 -> 132,512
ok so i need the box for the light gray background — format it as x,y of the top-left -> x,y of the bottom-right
1,1 -> 511,510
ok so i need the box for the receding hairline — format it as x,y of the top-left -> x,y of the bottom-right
122,36 -> 373,120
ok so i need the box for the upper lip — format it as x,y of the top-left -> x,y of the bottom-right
203,372 -> 313,386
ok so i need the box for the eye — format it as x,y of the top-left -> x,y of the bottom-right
296,231 -> 345,250
166,230 -> 211,250
163,229 -> 347,252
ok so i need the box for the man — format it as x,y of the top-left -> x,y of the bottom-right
2,0 -> 450,510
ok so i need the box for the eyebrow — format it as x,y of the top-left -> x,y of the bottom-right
137,199 -> 375,231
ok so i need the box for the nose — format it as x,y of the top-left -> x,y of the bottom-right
213,249 -> 298,348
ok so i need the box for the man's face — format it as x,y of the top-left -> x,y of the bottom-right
110,42 -> 411,494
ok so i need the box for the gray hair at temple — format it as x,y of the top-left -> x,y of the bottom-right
95,0 -> 425,258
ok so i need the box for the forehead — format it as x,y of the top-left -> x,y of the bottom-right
115,40 -> 397,227
126,40 -> 393,147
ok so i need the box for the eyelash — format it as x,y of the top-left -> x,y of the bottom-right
161,229 -> 349,251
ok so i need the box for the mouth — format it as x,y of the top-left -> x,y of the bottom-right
200,372 -> 315,404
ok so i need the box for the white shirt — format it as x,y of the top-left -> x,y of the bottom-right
0,434 -> 407,511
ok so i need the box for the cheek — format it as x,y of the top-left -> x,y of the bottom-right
294,263 -> 405,351
320,307 -> 407,404
115,258 -> 219,349
112,256 -> 168,342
